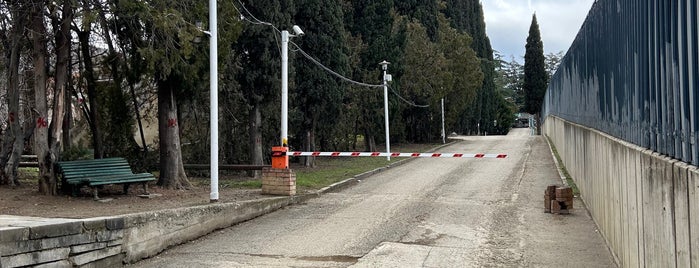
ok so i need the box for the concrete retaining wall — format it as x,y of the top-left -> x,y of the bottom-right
0,143 -> 454,267
544,115 -> 699,268
0,196 -> 297,267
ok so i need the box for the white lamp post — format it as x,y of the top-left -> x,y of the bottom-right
379,60 -> 391,161
441,98 -> 445,144
281,26 -> 304,148
209,0 -> 218,202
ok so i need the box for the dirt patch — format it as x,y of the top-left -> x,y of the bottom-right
0,176 -> 270,219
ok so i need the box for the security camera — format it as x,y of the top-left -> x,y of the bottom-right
292,25 -> 304,36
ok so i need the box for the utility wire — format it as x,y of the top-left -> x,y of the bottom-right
234,0 -> 277,30
231,1 -> 428,108
232,0 -> 283,54
388,85 -> 430,108
291,41 -> 429,108
290,41 -> 383,88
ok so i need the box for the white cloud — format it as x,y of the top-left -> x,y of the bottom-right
482,0 -> 594,61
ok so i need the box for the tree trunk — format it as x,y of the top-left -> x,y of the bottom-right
5,120 -> 31,187
62,77 -> 72,150
78,22 -> 103,159
51,0 -> 71,157
157,82 -> 191,189
302,116 -> 317,167
303,128 -> 316,167
362,109 -> 376,152
0,4 -> 26,186
248,103 -> 263,177
30,1 -> 57,195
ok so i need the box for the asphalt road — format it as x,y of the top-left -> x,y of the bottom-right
135,129 -> 616,267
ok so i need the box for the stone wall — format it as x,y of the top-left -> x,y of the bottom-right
0,197 -> 298,267
0,216 -> 125,268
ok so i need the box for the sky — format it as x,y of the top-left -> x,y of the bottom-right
481,0 -> 595,62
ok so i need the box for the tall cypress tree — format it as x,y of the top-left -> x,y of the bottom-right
293,0 -> 349,166
235,0 -> 294,169
445,0 -> 498,135
344,0 -> 396,151
394,0 -> 439,41
523,14 -> 547,115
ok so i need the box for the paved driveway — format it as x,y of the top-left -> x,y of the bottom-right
135,129 -> 616,267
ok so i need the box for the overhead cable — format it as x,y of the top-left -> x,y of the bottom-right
289,41 -> 383,88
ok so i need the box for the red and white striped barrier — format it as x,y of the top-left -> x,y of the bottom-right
287,152 -> 507,158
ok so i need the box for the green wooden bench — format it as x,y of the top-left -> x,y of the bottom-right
56,157 -> 155,200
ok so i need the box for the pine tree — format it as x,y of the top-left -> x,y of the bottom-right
523,14 -> 548,116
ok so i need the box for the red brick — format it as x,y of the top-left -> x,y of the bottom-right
555,187 -> 573,198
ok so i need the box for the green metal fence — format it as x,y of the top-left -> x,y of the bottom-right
543,0 -> 699,166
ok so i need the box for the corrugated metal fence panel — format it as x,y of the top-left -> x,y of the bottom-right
543,0 -> 699,166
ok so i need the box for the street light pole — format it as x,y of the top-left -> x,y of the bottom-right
441,98 -> 445,144
281,30 -> 290,147
280,26 -> 303,150
209,0 -> 218,202
379,60 -> 391,161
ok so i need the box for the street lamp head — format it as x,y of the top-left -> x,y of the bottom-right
379,60 -> 390,71
292,25 -> 304,36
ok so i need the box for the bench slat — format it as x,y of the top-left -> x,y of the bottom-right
76,173 -> 154,181
64,172 -> 135,181
57,157 -> 125,164
63,169 -> 133,178
58,157 -> 155,199
88,176 -> 155,186
58,162 -> 130,169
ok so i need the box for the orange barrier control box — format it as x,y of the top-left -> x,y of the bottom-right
271,146 -> 289,169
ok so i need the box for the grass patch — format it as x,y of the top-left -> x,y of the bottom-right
545,136 -> 580,196
17,168 -> 39,185
294,143 -> 438,190
291,143 -> 438,190
186,143 -> 439,191
294,157 -> 400,188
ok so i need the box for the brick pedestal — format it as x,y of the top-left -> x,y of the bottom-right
261,167 -> 296,196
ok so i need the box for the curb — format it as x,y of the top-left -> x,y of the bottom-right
543,135 -> 569,187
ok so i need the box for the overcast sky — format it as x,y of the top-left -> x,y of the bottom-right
481,0 -> 595,62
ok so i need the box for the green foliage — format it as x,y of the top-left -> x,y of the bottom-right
545,51 -> 565,79
524,14 -> 548,115
292,0 -> 350,151
39,0 -> 514,174
236,0 -> 294,105
398,18 -> 446,142
444,0 -> 507,135
437,14 -> 483,133
97,81 -> 137,157
110,0 -> 242,168
495,52 -> 524,112
60,147 -> 93,161
395,0 -> 439,40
